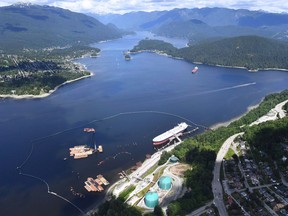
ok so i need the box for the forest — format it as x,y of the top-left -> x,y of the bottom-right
94,90 -> 288,216
131,37 -> 288,71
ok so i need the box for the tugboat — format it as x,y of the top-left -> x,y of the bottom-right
123,50 -> 131,61
124,53 -> 131,61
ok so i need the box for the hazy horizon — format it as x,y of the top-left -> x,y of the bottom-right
0,0 -> 287,15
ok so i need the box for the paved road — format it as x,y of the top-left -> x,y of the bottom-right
212,132 -> 244,216
186,201 -> 213,216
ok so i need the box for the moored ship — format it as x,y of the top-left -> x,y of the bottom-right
153,122 -> 188,145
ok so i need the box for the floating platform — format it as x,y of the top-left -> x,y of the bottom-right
84,175 -> 109,192
69,145 -> 94,159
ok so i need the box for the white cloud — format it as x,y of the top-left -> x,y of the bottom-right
1,0 -> 288,14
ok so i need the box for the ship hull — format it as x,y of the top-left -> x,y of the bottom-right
152,122 -> 188,146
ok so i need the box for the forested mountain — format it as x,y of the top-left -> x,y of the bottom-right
131,36 -> 288,70
179,36 -> 288,70
94,7 -> 288,43
0,3 -> 124,51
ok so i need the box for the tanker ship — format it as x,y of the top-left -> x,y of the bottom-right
153,122 -> 188,145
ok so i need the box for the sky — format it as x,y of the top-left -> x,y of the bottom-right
0,0 -> 287,14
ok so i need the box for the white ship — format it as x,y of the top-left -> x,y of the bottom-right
152,122 -> 188,145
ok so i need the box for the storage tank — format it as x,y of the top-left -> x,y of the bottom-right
170,155 -> 179,163
158,176 -> 172,190
144,191 -> 159,208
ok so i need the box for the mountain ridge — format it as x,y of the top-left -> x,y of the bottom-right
93,7 -> 288,43
0,4 -> 124,51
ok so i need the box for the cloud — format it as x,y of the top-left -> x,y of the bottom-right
1,0 -> 288,14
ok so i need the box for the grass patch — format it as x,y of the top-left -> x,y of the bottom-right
224,147 -> 235,159
141,163 -> 159,179
119,185 -> 136,201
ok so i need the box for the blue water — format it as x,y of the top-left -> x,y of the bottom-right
0,32 -> 288,216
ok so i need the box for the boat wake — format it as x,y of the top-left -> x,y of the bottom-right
195,82 -> 257,96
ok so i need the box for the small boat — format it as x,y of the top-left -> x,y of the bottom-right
124,54 -> 131,61
192,66 -> 198,74
84,128 -> 95,133
97,145 -> 103,153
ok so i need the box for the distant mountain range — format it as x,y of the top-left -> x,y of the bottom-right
0,3 -> 125,51
94,8 -> 288,44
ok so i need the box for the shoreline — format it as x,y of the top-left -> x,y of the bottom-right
210,103 -> 260,130
0,72 -> 94,100
132,49 -> 288,72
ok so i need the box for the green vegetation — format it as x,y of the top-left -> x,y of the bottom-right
0,46 -> 99,95
144,205 -> 164,216
158,151 -> 172,165
131,37 -> 288,70
244,117 -> 288,160
163,89 -> 288,216
225,148 -> 235,159
284,102 -> 288,112
93,197 -> 142,216
141,163 -> 158,179
118,186 -> 136,201
95,89 -> 288,216
0,4 -> 123,51
132,40 -> 177,54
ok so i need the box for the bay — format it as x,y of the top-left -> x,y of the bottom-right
0,32 -> 288,216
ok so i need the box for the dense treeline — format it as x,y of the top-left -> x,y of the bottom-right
164,89 -> 288,216
167,146 -> 215,216
92,197 -> 142,216
94,90 -> 288,216
243,117 -> 288,160
231,90 -> 288,127
131,37 -> 288,70
131,39 -> 177,55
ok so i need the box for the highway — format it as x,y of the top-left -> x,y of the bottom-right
212,132 -> 244,216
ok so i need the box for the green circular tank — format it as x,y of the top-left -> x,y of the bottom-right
144,191 -> 159,208
158,176 -> 172,190
170,155 -> 179,163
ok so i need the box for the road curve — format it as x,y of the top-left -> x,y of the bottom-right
212,132 -> 244,216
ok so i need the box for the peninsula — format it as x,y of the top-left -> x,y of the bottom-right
131,37 -> 288,71
0,46 -> 99,99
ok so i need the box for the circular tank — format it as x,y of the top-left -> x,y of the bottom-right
170,155 -> 179,163
158,176 -> 172,190
144,191 -> 159,208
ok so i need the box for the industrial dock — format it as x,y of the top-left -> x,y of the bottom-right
84,175 -> 109,192
69,128 -> 103,159
69,145 -> 95,159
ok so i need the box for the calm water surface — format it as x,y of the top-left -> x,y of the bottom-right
0,32 -> 288,216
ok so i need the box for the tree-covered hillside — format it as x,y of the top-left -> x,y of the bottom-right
0,3 -> 124,51
131,36 -> 288,71
179,35 -> 288,70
